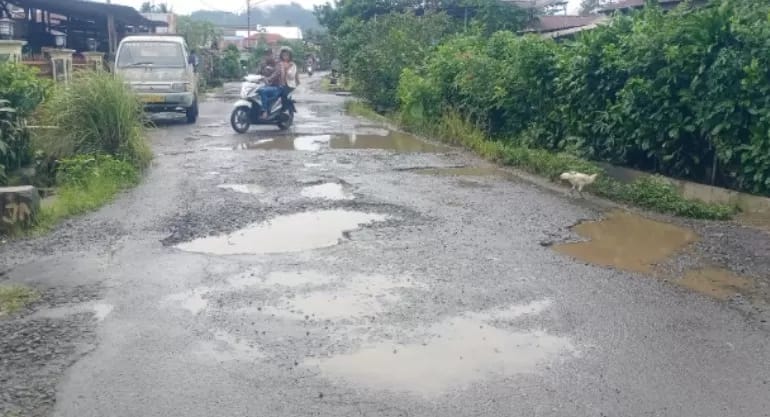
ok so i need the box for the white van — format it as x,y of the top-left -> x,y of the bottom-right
114,35 -> 199,123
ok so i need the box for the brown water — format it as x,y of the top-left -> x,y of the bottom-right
176,210 -> 386,255
677,268 -> 752,300
304,299 -> 573,397
233,131 -> 447,153
553,211 -> 698,273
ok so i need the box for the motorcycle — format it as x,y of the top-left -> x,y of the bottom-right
230,74 -> 296,133
307,64 -> 314,77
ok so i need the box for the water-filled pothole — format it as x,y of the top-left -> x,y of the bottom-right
304,299 -> 573,397
217,184 -> 264,194
234,131 -> 447,152
553,210 -> 698,273
676,268 -> 752,300
176,210 -> 387,255
301,183 -> 353,200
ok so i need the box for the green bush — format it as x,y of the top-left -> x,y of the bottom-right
35,71 -> 151,169
0,62 -> 51,116
0,63 -> 51,183
394,0 -> 770,196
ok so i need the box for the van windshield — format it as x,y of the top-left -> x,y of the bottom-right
117,41 -> 186,68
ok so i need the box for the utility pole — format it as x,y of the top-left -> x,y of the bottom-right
246,0 -> 251,48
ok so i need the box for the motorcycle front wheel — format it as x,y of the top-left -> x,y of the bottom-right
230,107 -> 251,134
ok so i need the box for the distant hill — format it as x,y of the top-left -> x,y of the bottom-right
190,3 -> 321,30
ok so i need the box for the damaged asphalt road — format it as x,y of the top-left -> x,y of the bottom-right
2,75 -> 770,417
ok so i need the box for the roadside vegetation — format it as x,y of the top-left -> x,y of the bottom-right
0,284 -> 39,317
0,63 -> 151,235
317,0 -> 770,219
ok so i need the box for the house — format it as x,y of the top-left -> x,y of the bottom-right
598,0 -> 708,14
4,0 -> 164,54
246,32 -> 284,48
523,15 -> 608,39
141,12 -> 176,34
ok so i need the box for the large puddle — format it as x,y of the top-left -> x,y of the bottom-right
305,299 -> 574,397
553,211 -> 698,273
176,210 -> 386,255
233,131 -> 447,153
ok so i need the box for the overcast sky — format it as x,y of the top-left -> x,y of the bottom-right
109,0 -> 580,16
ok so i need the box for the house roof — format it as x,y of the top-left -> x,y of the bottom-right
246,33 -> 285,44
599,0 -> 681,12
504,0 -> 568,9
526,15 -> 605,33
7,0 -> 163,26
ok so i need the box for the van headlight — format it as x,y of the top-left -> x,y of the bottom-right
171,82 -> 190,92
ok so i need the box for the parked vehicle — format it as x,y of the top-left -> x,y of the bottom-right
230,74 -> 297,133
114,35 -> 199,123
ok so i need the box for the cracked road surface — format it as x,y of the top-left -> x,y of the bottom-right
2,76 -> 770,417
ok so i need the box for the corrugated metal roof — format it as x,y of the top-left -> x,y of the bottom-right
8,0 -> 162,26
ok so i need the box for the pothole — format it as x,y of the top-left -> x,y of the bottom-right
175,210 -> 387,255
304,299 -> 574,397
217,184 -> 264,194
301,183 -> 354,200
676,267 -> 753,300
232,131 -> 447,153
553,210 -> 698,273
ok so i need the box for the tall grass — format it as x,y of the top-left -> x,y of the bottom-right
34,71 -> 151,169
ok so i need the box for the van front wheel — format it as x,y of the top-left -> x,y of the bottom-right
186,98 -> 198,124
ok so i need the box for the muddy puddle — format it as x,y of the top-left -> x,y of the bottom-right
28,302 -> 114,322
553,211 -> 698,273
233,131 -> 447,153
176,210 -> 387,255
301,183 -> 353,200
217,184 -> 264,194
676,268 -> 753,300
305,299 -> 574,397
262,275 -> 421,320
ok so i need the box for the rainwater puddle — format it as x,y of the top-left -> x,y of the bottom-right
553,211 -> 698,273
413,166 -> 505,177
193,330 -> 264,363
164,287 -> 211,315
237,132 -> 447,153
217,183 -> 264,194
301,183 -> 353,200
176,210 -> 387,255
264,275 -> 421,320
676,268 -> 752,300
306,299 -> 573,397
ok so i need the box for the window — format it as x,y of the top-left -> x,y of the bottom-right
117,41 -> 186,68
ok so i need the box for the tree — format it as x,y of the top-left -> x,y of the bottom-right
140,2 -> 170,13
579,0 -> 608,15
176,16 -> 222,50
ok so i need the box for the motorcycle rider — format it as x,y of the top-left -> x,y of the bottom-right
260,46 -> 299,120
259,55 -> 281,119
